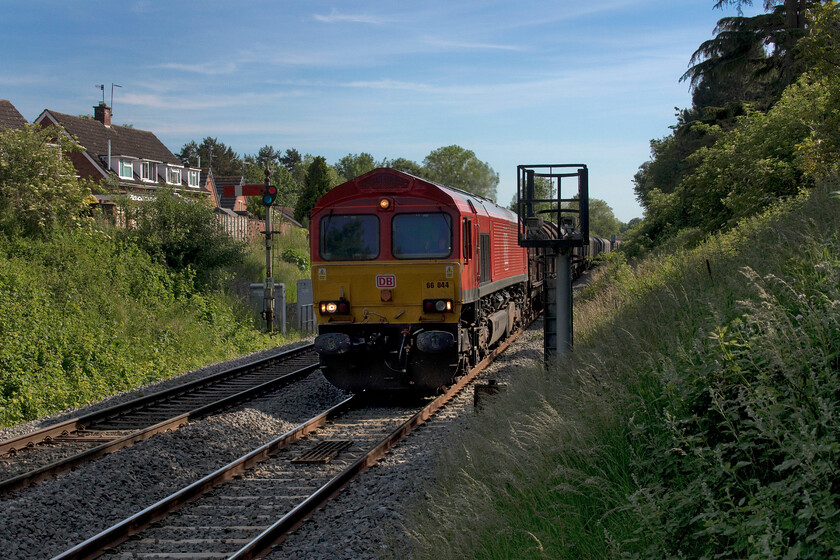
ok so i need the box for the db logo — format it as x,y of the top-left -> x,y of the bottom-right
375,274 -> 396,289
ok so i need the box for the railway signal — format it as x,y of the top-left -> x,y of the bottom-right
222,170 -> 278,333
263,183 -> 278,206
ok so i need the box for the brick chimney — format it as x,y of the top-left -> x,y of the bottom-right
93,102 -> 112,127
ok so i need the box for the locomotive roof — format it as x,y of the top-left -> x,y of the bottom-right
313,167 -> 516,221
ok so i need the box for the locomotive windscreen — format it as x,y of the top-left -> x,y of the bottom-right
320,214 -> 379,260
392,213 -> 452,259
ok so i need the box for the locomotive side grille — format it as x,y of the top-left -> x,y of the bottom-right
479,233 -> 491,284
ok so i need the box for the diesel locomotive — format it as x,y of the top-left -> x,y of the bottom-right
310,168 -> 612,394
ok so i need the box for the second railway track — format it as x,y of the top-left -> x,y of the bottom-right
0,343 -> 319,495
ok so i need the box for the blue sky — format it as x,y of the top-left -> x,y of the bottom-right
1,1 -> 760,222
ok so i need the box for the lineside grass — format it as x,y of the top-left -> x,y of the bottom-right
403,181 -> 840,559
0,228 -> 291,428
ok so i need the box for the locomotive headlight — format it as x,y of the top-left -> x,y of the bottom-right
319,300 -> 349,315
378,198 -> 391,210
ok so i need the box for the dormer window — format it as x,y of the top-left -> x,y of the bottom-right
188,169 -> 200,188
167,167 -> 182,185
118,159 -> 133,179
141,162 -> 158,182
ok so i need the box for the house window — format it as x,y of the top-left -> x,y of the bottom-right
141,162 -> 157,182
188,170 -> 200,188
118,159 -> 133,179
167,167 -> 182,185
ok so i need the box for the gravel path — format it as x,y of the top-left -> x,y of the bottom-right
0,325 -> 543,560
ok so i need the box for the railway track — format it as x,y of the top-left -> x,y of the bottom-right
50,325 -> 525,560
0,344 -> 318,495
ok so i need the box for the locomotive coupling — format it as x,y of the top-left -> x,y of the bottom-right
314,333 -> 351,355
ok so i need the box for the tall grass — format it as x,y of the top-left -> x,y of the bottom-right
238,224 -> 310,303
403,181 -> 840,559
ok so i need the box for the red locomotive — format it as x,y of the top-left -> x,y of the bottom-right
310,168 -> 535,393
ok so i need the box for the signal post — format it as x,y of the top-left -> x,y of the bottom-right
223,168 -> 278,333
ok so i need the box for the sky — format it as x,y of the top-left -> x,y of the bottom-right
1,1 -> 763,222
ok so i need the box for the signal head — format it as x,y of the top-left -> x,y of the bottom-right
263,184 -> 278,206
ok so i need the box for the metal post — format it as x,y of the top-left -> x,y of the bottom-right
263,170 -> 274,333
544,249 -> 573,369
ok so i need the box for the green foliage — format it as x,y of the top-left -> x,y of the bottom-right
0,125 -> 94,238
334,152 -> 378,182
177,137 -> 241,176
625,72 -> 829,257
238,227 -> 310,302
0,229 -> 279,427
797,1 -> 840,179
630,1 -> 826,256
118,188 -> 246,289
384,157 -> 424,176
294,156 -> 335,226
588,198 -> 623,238
683,76 -> 824,230
422,145 -> 499,201
281,247 -> 309,272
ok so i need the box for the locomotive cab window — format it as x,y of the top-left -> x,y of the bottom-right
392,213 -> 452,259
320,214 -> 379,260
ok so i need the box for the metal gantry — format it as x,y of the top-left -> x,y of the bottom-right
516,164 -> 589,368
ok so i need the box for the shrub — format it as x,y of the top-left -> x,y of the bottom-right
0,125 -> 93,237
281,248 -> 309,272
118,188 -> 245,290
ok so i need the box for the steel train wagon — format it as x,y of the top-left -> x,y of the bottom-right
310,168 -> 532,393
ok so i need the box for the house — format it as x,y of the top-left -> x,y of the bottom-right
34,102 -> 203,204
0,100 -> 28,130
206,173 -> 249,213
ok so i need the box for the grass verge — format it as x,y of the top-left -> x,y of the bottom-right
404,181 -> 840,559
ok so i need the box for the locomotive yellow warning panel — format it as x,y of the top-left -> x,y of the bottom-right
312,261 -> 461,325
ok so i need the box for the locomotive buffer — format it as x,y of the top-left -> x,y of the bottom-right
516,164 -> 589,368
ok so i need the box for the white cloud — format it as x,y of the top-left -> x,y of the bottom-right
153,61 -> 237,75
313,9 -> 390,24
422,36 -> 525,52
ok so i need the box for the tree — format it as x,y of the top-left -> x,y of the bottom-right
242,146 -> 302,218
279,148 -> 302,173
588,199 -> 624,239
422,145 -> 499,201
0,125 -> 93,238
689,1 -> 817,102
294,156 -> 335,226
335,152 -> 377,182
177,137 -> 242,176
797,1 -> 840,178
385,157 -> 423,176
